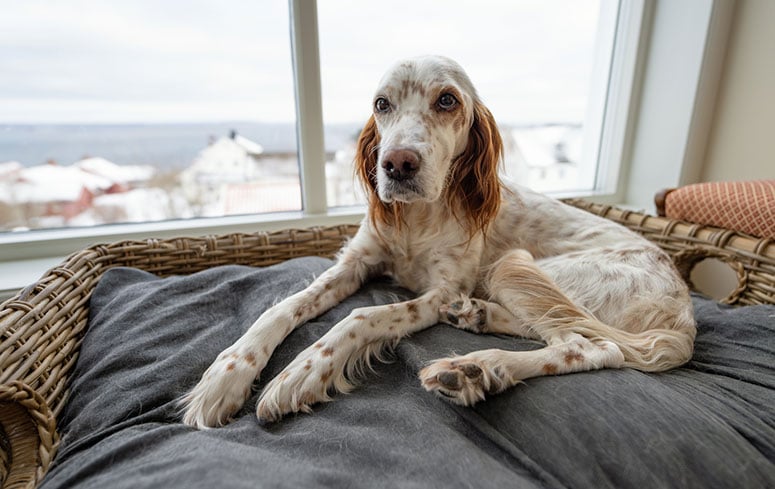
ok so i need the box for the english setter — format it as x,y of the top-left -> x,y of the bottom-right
181,55 -> 696,428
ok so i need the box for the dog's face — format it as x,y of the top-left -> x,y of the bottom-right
370,56 -> 478,204
356,56 -> 503,234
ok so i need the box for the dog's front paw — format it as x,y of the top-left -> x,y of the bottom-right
419,355 -> 506,406
439,296 -> 488,332
256,343 -> 349,423
180,347 -> 264,429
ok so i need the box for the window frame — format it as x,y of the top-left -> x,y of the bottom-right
0,0 -> 733,296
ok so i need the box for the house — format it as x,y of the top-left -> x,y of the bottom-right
0,162 -> 112,226
505,125 -> 582,193
181,130 -> 265,187
180,131 -> 300,215
75,156 -> 155,188
0,157 -> 157,229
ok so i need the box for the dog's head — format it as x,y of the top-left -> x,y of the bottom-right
355,56 -> 503,233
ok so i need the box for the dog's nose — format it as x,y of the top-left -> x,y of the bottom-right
381,149 -> 420,181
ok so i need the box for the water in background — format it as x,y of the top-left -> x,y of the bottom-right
0,122 -> 363,168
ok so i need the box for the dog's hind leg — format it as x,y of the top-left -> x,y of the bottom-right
421,249 -> 626,404
421,247 -> 693,405
486,249 -> 694,371
419,250 -> 693,405
439,249 -> 602,346
419,333 -> 623,405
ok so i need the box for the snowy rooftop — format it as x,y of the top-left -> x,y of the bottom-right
76,157 -> 155,183
0,157 -> 156,204
233,134 -> 264,155
0,161 -> 22,179
9,164 -> 113,203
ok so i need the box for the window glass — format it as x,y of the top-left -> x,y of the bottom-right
318,0 -> 615,206
0,1 -> 299,232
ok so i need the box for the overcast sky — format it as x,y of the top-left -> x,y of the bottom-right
0,0 -> 607,125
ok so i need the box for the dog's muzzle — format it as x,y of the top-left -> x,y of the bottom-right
381,148 -> 420,182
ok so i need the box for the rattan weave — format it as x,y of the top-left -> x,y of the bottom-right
1,201 -> 774,488
0,225 -> 357,488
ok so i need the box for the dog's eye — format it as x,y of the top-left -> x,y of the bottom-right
374,97 -> 391,113
437,93 -> 458,110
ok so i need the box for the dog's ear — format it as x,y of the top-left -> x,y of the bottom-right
355,115 -> 380,196
354,116 -> 399,229
448,101 -> 503,235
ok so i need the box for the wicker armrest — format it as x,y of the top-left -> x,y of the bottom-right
0,383 -> 57,489
0,225 -> 357,488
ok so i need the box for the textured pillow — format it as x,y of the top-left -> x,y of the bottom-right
39,259 -> 775,489
664,180 -> 775,238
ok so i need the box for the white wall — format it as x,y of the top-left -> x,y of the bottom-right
619,0 -> 733,210
700,0 -> 775,182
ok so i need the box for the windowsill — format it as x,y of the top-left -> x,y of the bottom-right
0,257 -> 65,301
0,207 -> 366,301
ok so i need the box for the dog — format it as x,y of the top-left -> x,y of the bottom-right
181,55 -> 696,428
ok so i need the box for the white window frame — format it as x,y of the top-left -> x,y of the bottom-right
617,0 -> 734,209
0,0 -> 734,296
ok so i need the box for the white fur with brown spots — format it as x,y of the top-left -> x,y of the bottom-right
180,56 -> 695,428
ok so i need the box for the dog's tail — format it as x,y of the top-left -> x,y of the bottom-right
532,301 -> 696,372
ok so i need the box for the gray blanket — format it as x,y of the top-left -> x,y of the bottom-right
40,257 -> 775,488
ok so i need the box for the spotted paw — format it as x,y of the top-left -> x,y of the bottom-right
180,347 -> 264,428
256,343 -> 349,423
439,297 -> 488,332
419,356 -> 505,406
256,371 -> 324,423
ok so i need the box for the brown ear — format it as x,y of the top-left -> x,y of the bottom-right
447,101 -> 503,235
354,116 -> 399,228
355,115 -> 380,194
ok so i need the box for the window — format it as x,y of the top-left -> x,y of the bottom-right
0,0 -> 732,290
0,1 -> 300,232
2,0 -> 622,235
318,0 -> 619,205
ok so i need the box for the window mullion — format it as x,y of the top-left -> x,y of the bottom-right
594,0 -> 649,200
289,0 -> 327,215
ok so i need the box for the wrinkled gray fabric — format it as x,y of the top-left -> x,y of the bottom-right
40,257 -> 775,489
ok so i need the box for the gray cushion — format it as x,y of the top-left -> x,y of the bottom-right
40,257 -> 775,488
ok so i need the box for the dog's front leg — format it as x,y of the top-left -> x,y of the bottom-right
256,289 -> 447,422
180,255 -> 371,429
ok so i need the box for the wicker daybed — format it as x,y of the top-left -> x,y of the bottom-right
1,199 -> 774,489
